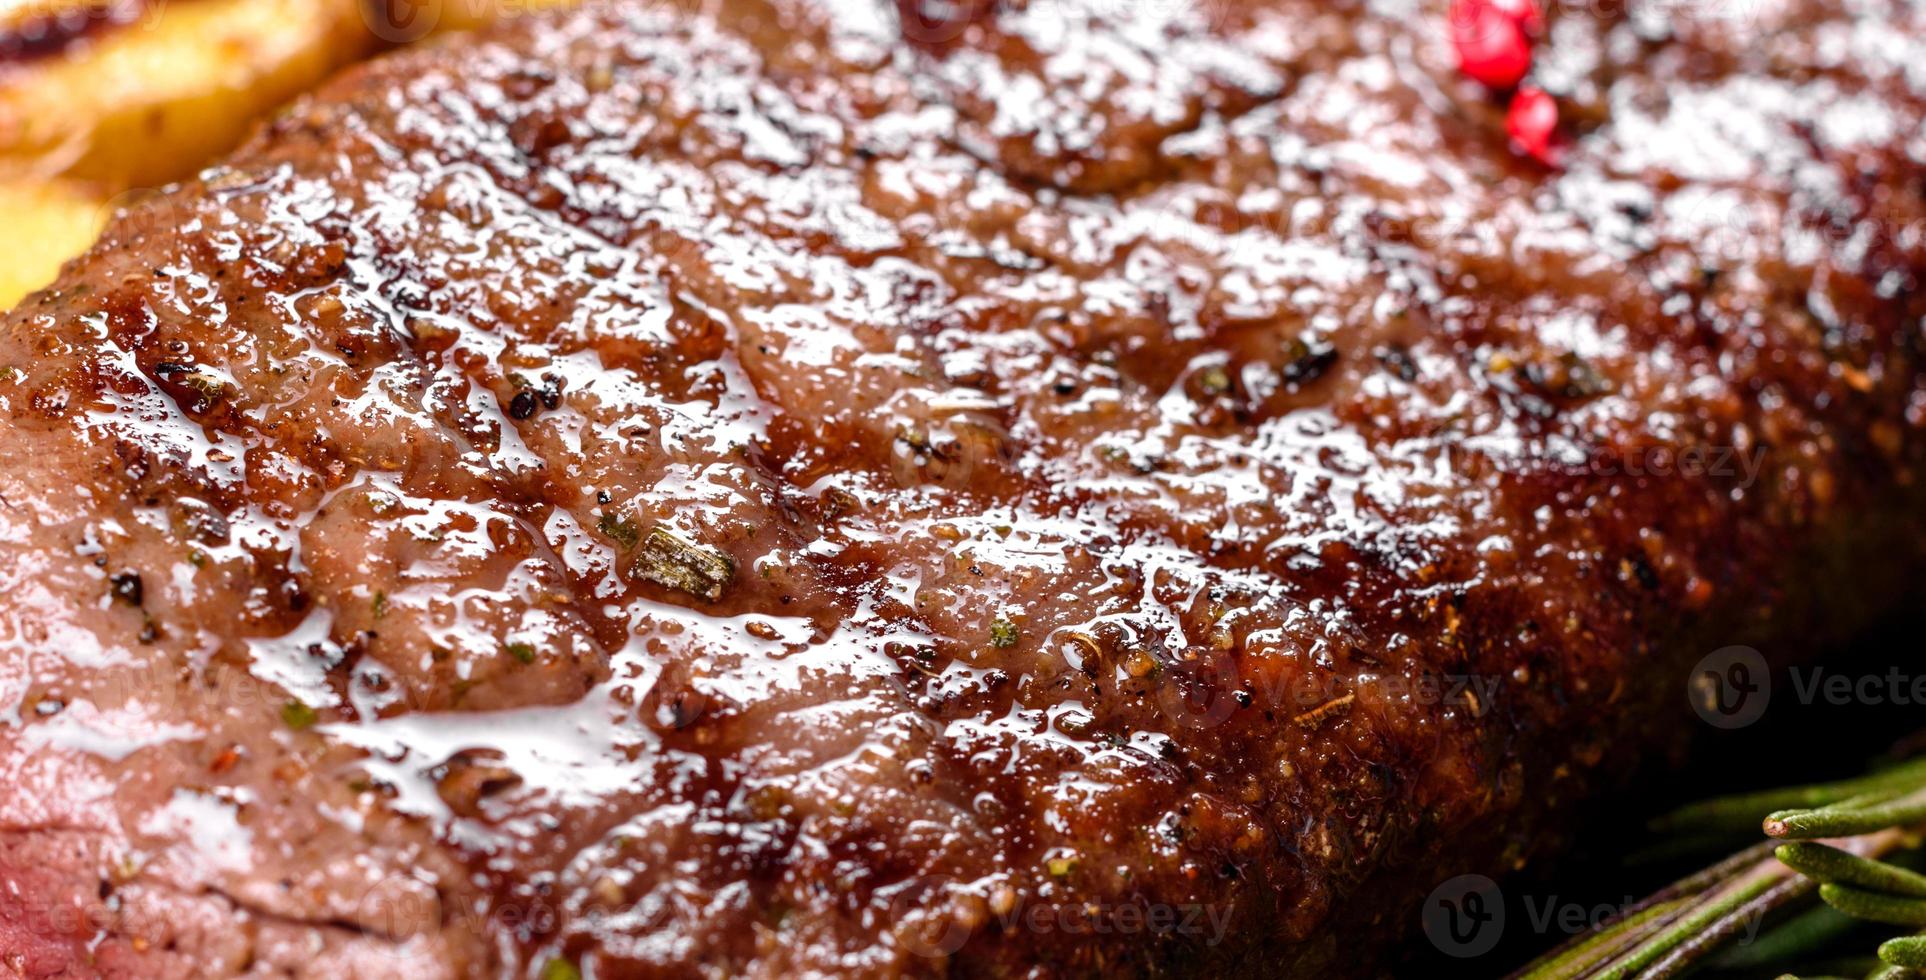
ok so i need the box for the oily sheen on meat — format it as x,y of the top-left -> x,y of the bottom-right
1,0 -> 1925,976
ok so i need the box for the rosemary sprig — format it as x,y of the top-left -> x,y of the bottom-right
1819,884 -> 1926,927
1509,759 -> 1926,979
1508,843 -> 1784,980
1878,934 -> 1926,968
1703,903 -> 1859,969
1573,857 -> 1792,979
1779,843 -> 1926,897
1768,789 -> 1926,841
1509,898 -> 1694,980
1649,759 -> 1926,837
1636,870 -> 1814,979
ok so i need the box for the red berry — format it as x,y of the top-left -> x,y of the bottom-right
1491,0 -> 1544,35
1506,85 -> 1563,166
1450,0 -> 1532,90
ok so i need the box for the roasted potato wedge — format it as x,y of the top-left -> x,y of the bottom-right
0,0 -> 378,189
0,0 -> 383,307
0,0 -> 594,309
0,178 -> 107,307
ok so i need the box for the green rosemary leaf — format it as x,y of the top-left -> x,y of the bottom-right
1640,870 -> 1817,979
1651,758 -> 1926,836
1705,901 -> 1860,969
1510,897 -> 1691,980
281,700 -> 318,730
1588,858 -> 1792,978
1529,758 -> 1926,979
1881,936 -> 1926,969
1821,885 -> 1926,926
1768,787 -> 1926,839
1511,842 -> 1782,979
990,617 -> 1019,648
1779,843 -> 1926,897
597,512 -> 641,551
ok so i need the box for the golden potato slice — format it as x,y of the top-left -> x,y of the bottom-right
0,0 -> 378,188
0,0 -> 593,312
0,179 -> 107,309
0,0 -> 382,309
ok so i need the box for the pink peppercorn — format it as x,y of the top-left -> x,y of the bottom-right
1506,85 -> 1563,165
1450,0 -> 1533,89
1490,0 -> 1544,36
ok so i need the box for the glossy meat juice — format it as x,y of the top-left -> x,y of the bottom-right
1,0 -> 1925,975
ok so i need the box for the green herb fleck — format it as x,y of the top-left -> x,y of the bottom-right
540,959 -> 581,980
990,618 -> 1019,649
1046,855 -> 1079,878
895,425 -> 930,451
632,527 -> 734,601
372,590 -> 388,619
506,641 -> 536,664
598,511 -> 641,551
187,549 -> 206,568
1197,365 -> 1232,395
0,366 -> 16,382
281,700 -> 318,730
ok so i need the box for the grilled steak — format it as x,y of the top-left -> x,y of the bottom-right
3,0 -> 1926,975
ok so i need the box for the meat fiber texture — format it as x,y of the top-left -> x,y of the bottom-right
1,0 -> 1925,976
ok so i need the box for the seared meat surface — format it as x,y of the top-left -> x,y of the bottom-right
3,0 -> 1926,975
